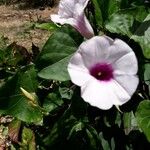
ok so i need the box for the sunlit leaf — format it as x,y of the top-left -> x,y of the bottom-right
105,6 -> 148,35
37,26 -> 82,81
21,127 -> 36,150
0,65 -> 43,123
136,100 -> 150,142
38,55 -> 71,81
105,12 -> 133,36
36,26 -> 82,69
35,22 -> 59,31
131,14 -> 150,59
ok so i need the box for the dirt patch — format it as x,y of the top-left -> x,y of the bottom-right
0,4 -> 58,50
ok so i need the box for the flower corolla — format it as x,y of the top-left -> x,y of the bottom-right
68,36 -> 139,110
51,0 -> 94,39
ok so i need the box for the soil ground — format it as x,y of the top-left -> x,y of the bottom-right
0,4 -> 58,50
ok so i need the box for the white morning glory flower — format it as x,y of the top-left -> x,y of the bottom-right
50,0 -> 94,39
68,36 -> 139,110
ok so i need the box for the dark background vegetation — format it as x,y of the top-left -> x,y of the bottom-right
0,0 -> 59,7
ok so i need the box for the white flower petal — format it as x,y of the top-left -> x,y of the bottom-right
68,36 -> 139,110
68,52 -> 92,86
50,0 -> 94,39
51,14 -> 76,26
51,14 -> 67,24
72,3 -> 94,38
58,0 -> 76,17
78,36 -> 113,68
114,75 -> 139,96
81,79 -> 114,110
113,52 -> 138,75
81,79 -> 131,109
74,14 -> 94,39
109,80 -> 131,105
74,2 -> 85,17
107,39 -> 133,63
78,0 -> 89,9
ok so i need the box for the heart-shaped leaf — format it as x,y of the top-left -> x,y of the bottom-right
0,65 -> 43,124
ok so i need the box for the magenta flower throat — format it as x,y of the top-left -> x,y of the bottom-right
90,63 -> 114,81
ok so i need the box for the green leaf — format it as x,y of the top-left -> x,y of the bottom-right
59,87 -> 73,100
105,7 -> 148,35
86,125 -> 101,150
10,144 -> 16,150
43,110 -> 77,147
123,111 -> 138,135
99,132 -> 111,150
36,26 -> 81,69
35,22 -> 59,31
120,0 -> 146,8
38,55 -> 71,81
0,65 -> 43,123
3,42 -> 30,67
144,63 -> 150,84
43,123 -> 59,146
86,129 -> 97,149
105,6 -> 150,58
97,0 -> 121,23
43,93 -> 64,113
36,26 -> 82,81
68,121 -> 84,139
107,0 -> 121,17
21,127 -> 36,150
105,10 -> 133,36
91,0 -> 103,27
135,100 -> 150,142
99,133 -> 115,150
131,14 -> 150,59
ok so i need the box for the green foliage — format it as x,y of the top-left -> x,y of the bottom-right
131,14 -> 150,59
144,64 -> 150,84
38,55 -> 71,81
43,93 -> 64,113
37,26 -> 82,81
0,0 -> 150,149
35,22 -> 59,31
0,65 -> 43,123
59,86 -> 73,100
105,6 -> 150,58
21,127 -> 36,150
91,0 -> 103,28
136,100 -> 150,142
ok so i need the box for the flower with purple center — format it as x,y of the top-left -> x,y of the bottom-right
90,63 -> 114,81
68,36 -> 139,110
50,0 -> 94,39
